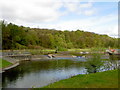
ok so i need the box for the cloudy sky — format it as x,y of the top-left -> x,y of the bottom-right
0,0 -> 119,38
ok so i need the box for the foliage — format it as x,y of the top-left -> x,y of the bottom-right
57,47 -> 68,51
85,53 -> 104,73
0,58 -> 1,68
1,21 -> 119,50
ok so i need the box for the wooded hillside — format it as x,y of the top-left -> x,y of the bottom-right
1,21 -> 119,50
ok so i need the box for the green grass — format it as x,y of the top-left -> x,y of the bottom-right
71,48 -> 106,52
0,58 -> 12,68
28,49 -> 56,55
42,70 -> 118,88
0,58 -> 1,68
68,48 -> 91,52
2,48 -> 107,55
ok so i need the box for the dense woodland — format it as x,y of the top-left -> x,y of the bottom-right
1,21 -> 119,50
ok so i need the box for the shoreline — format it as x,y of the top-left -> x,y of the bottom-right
43,69 -> 118,88
1,57 -> 20,73
1,53 -> 110,73
2,62 -> 19,73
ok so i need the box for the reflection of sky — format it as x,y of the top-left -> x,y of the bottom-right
52,57 -> 86,61
3,59 -> 118,88
4,63 -> 87,88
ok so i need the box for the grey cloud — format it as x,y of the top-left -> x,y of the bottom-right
0,0 -> 62,23
0,5 -> 18,21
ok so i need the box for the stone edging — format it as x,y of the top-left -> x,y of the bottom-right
1,63 -> 19,73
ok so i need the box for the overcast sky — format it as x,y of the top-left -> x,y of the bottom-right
0,0 -> 119,38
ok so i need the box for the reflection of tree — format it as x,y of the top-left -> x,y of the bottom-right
2,69 -> 21,87
2,60 -> 84,87
109,54 -> 119,60
85,53 -> 103,74
2,61 -> 51,87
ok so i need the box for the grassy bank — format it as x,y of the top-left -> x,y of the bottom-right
42,70 -> 118,88
0,58 -> 12,68
2,48 -> 107,55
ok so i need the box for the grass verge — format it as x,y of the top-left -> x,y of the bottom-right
41,70 -> 118,88
0,58 -> 12,68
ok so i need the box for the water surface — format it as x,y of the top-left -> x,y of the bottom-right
2,59 -> 87,88
2,56 -> 119,88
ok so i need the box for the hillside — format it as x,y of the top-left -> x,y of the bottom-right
1,21 -> 119,50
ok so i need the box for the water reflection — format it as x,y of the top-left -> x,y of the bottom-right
2,55 -> 119,88
2,60 -> 86,88
109,54 -> 120,60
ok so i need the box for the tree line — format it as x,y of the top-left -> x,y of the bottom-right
1,21 -> 119,50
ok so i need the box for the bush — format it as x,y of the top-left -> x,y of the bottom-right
57,47 -> 68,51
28,45 -> 44,49
15,43 -> 27,49
85,53 -> 104,73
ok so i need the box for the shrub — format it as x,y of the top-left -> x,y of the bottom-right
57,47 -> 68,51
85,53 -> 104,73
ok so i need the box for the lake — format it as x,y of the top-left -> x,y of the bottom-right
2,56 -> 119,88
